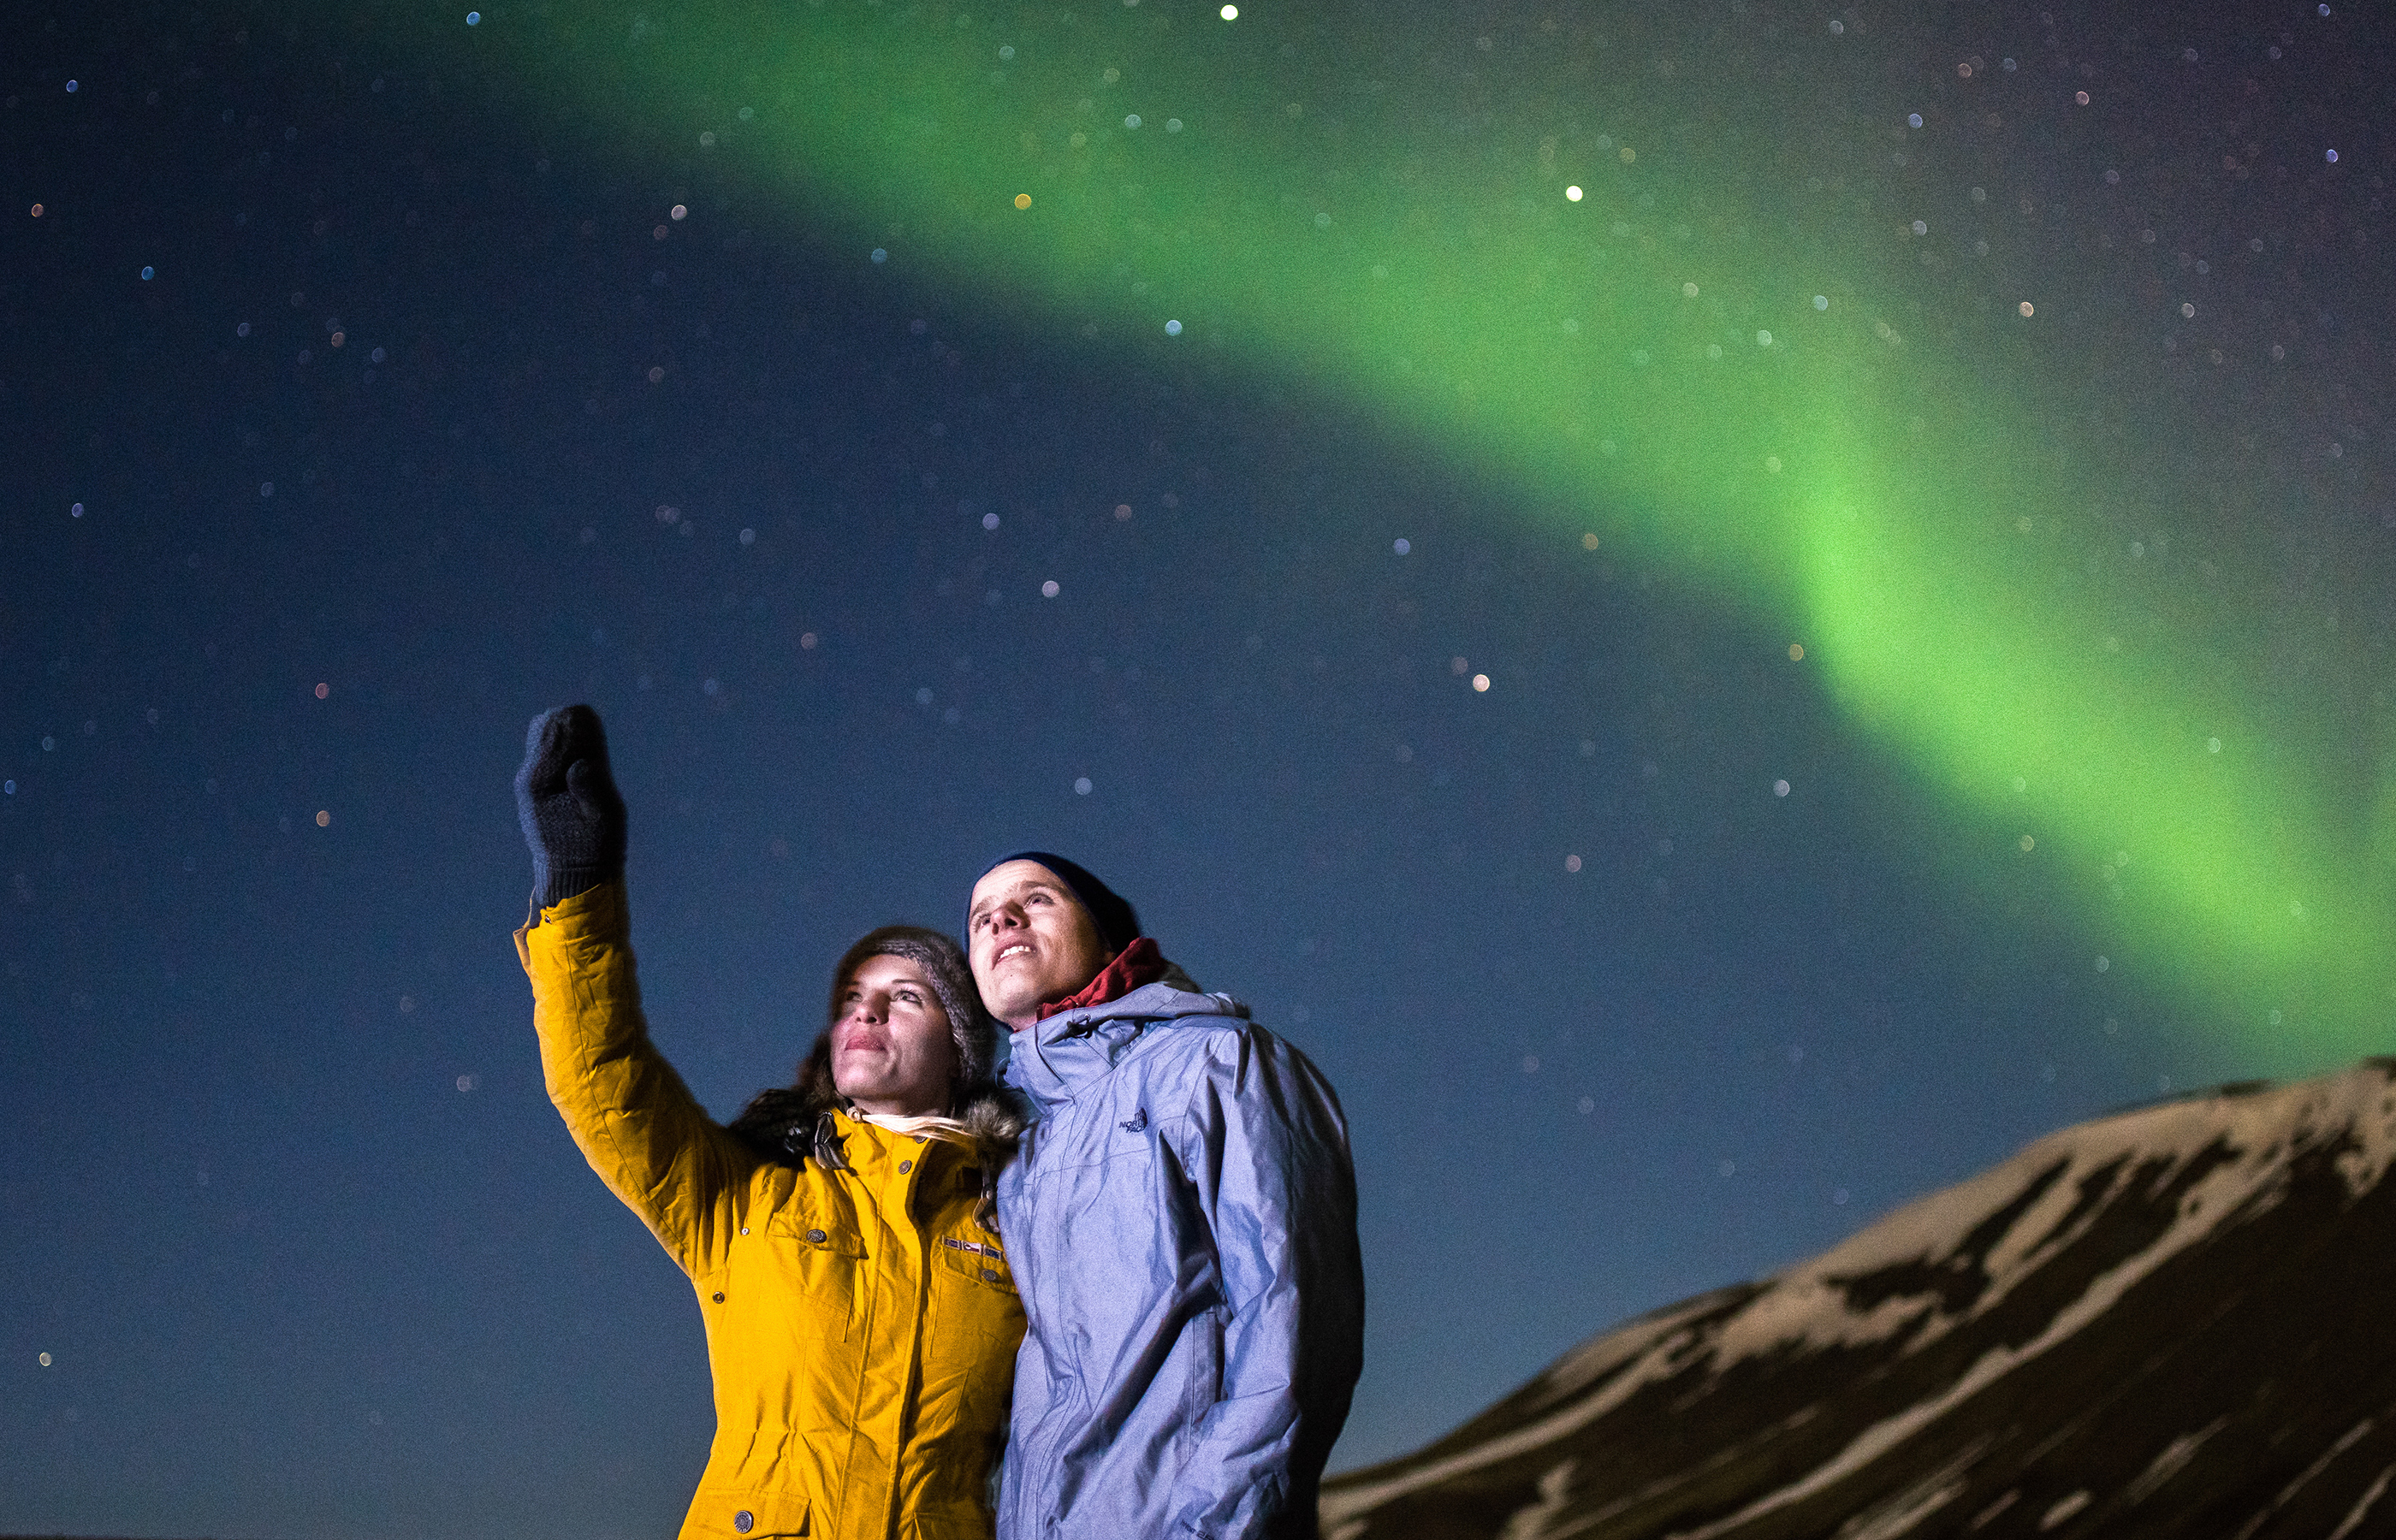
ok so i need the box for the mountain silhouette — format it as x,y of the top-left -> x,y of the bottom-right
1324,1061 -> 2396,1539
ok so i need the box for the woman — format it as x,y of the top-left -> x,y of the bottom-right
513,705 -> 1025,1540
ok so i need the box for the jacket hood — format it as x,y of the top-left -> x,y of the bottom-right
1005,968 -> 1248,1116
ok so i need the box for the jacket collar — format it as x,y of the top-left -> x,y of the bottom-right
1035,937 -> 1168,1022
1003,971 -> 1248,1116
727,1072 -> 1028,1177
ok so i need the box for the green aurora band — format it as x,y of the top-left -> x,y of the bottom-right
385,0 -> 2393,1069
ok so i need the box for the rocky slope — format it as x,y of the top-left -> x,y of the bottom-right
1323,1061 -> 2396,1540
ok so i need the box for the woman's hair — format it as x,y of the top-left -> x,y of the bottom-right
727,925 -> 1001,1156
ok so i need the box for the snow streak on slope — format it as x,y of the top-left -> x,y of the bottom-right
1326,1061 -> 2396,1540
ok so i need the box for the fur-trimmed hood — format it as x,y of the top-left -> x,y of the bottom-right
728,1071 -> 1029,1173
728,1055 -> 1030,1227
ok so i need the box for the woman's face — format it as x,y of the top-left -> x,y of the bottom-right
830,952 -> 958,1116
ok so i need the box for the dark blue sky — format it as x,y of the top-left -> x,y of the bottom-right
5,2 -> 2390,1536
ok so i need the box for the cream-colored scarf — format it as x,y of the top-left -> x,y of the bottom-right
849,1108 -> 975,1144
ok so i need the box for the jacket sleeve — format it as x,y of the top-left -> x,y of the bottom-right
1165,1027 -> 1367,1539
514,880 -> 755,1279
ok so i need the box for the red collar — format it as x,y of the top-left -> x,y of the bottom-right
1035,937 -> 1167,1022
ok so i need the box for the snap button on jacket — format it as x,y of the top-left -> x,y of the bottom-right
518,883 -> 1024,1540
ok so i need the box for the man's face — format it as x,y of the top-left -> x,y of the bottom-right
829,952 -> 958,1116
969,859 -> 1114,1028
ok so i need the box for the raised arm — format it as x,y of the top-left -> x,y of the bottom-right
514,703 -> 628,919
513,705 -> 750,1277
1165,1027 -> 1367,1540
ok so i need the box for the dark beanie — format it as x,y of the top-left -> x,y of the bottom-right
976,851 -> 1141,955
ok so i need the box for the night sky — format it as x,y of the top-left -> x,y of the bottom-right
5,1 -> 2392,1535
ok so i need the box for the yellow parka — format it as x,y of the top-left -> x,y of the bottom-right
516,883 -> 1025,1540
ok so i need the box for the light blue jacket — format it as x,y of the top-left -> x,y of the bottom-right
995,978 -> 1363,1540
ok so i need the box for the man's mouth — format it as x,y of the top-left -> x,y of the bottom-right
997,942 -> 1034,962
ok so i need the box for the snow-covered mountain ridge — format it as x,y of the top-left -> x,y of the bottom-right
1324,1059 -> 2396,1540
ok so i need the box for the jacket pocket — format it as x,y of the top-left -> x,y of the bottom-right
1183,1303 -> 1225,1422
934,1234 -> 1017,1295
762,1204 -> 869,1337
763,1209 -> 867,1258
687,1489 -> 810,1537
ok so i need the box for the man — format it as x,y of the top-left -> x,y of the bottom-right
968,853 -> 1364,1540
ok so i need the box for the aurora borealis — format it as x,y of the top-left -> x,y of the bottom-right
408,0 -> 2393,1062
8,2 -> 2393,1534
